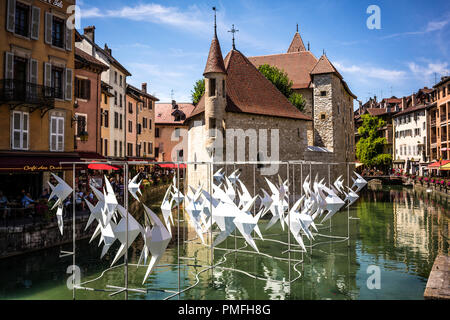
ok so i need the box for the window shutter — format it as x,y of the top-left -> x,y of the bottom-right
45,12 -> 52,44
44,62 -> 52,87
85,79 -> 91,100
65,68 -> 73,101
6,0 -> 16,33
65,27 -> 72,51
5,52 -> 14,79
31,6 -> 40,40
29,59 -> 38,84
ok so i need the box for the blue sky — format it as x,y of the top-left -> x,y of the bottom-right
76,0 -> 450,108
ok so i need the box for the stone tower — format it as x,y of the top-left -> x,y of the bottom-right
203,26 -> 227,157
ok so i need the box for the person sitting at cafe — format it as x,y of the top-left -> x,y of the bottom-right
40,189 -> 50,200
21,193 -> 35,209
0,191 -> 10,219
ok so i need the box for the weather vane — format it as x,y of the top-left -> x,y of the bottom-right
213,7 -> 217,35
228,24 -> 239,50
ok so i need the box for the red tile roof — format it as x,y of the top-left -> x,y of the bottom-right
366,108 -> 388,116
287,32 -> 306,53
203,34 -> 226,75
310,54 -> 343,79
248,51 -> 318,89
189,49 -> 311,121
75,47 -> 108,70
155,103 -> 195,125
394,104 -> 427,117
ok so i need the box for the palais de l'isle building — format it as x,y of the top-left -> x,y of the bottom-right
186,25 -> 356,188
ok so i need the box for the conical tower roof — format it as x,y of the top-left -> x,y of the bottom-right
310,54 -> 342,79
203,34 -> 227,75
287,32 -> 306,53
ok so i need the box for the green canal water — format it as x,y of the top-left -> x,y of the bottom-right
0,186 -> 448,300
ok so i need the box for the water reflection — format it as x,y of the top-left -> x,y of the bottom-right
0,186 -> 448,300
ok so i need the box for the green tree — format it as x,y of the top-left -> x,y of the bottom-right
356,114 -> 392,168
191,79 -> 205,105
288,92 -> 306,112
258,64 -> 305,111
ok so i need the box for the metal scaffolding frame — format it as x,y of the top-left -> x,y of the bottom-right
58,160 -> 358,300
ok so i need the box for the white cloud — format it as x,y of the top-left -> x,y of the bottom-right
408,61 -> 449,78
381,13 -> 450,39
334,62 -> 406,81
80,3 -> 209,34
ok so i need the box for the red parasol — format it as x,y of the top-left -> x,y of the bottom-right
87,162 -> 120,171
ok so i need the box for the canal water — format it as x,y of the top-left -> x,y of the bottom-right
0,186 -> 448,300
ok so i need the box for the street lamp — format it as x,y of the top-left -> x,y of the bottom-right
71,115 -> 89,143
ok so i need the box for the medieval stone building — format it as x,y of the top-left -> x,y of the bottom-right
186,25 -> 356,190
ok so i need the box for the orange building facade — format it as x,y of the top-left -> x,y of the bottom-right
155,101 -> 194,162
0,0 -> 78,196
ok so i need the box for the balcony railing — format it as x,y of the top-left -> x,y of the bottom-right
0,79 -> 56,110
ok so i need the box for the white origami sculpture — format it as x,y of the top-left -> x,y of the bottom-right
128,174 -> 142,202
103,176 -> 118,227
233,197 -> 261,252
160,186 -> 174,234
142,205 -> 172,284
48,173 -> 73,210
352,172 -> 368,193
285,196 -> 306,252
213,168 -> 225,183
228,169 -> 241,185
56,206 -> 64,235
47,173 -> 73,235
110,205 -> 143,266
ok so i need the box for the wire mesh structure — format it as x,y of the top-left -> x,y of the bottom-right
54,160 -> 363,300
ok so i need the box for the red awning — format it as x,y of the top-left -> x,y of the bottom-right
428,160 -> 450,169
157,163 -> 187,169
87,162 -> 120,171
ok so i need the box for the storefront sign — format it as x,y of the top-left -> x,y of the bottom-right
39,0 -> 64,9
24,165 -> 63,172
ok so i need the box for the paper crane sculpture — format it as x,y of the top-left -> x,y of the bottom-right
47,173 -> 73,235
352,172 -> 368,193
128,174 -> 142,202
110,205 -> 143,266
142,205 -> 172,284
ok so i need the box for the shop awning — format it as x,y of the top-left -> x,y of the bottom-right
0,152 -> 81,172
87,162 -> 120,171
157,163 -> 187,169
428,160 -> 450,169
440,163 -> 450,171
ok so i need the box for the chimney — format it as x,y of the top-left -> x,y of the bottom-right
411,93 -> 416,107
104,43 -> 112,56
142,83 -> 147,93
172,100 -> 178,109
401,97 -> 407,110
84,26 -> 95,43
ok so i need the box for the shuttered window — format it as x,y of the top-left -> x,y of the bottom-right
15,2 -> 30,37
30,6 -> 40,40
44,12 -> 52,44
50,115 -> 64,152
65,68 -> 73,101
5,52 -> 14,80
6,0 -> 16,33
11,111 -> 29,150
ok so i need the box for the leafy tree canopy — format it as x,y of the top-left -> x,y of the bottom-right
258,64 -> 305,111
191,79 -> 205,105
356,114 -> 392,167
